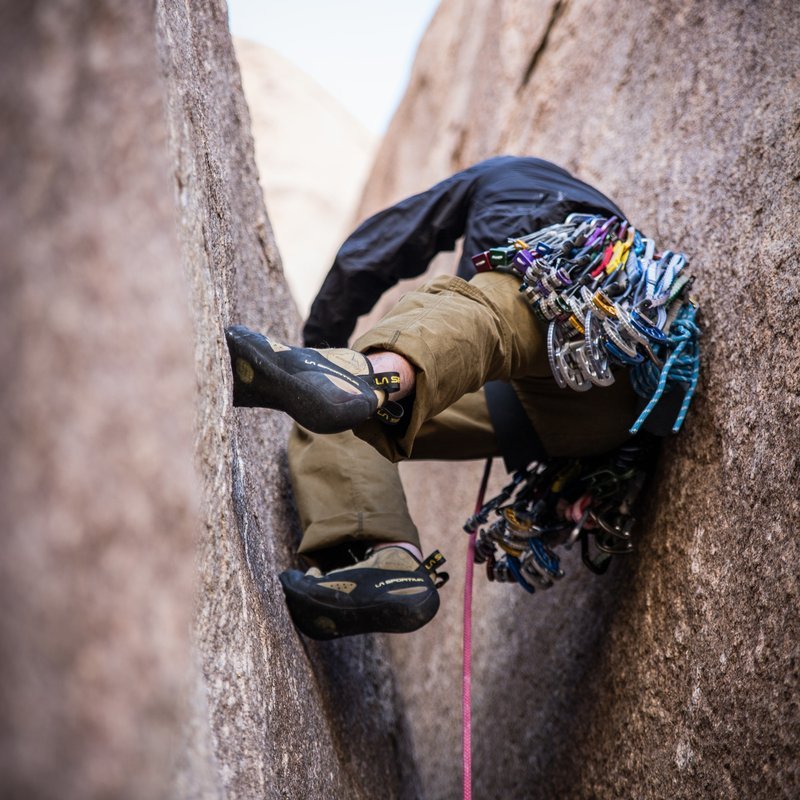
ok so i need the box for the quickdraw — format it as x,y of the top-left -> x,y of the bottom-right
473,213 -> 701,435
465,214 -> 701,590
463,438 -> 659,592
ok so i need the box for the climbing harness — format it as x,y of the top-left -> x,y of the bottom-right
465,213 -> 701,591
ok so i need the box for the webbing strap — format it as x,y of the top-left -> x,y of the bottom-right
370,370 -> 405,426
419,549 -> 449,588
375,400 -> 405,426
484,380 -> 547,472
369,370 -> 402,393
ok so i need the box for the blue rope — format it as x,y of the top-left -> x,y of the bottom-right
629,304 -> 700,434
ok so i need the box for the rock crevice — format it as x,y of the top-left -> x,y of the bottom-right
518,0 -> 566,91
1,2 -> 796,799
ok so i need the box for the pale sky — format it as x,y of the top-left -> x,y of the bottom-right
226,0 -> 441,135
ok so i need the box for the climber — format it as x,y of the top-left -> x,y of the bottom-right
226,155 -> 640,640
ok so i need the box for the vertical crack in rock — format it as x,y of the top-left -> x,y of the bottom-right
518,0 -> 568,92
230,437 -> 256,582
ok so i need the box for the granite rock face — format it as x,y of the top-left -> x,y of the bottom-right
0,3 -> 417,799
357,1 -> 800,798
0,4 -> 196,798
155,3 -> 417,799
3,1 -> 796,798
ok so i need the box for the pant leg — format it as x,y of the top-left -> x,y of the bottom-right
288,426 -> 420,557
289,390 -> 500,561
352,271 -> 639,461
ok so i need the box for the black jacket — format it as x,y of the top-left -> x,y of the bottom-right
303,156 -> 624,347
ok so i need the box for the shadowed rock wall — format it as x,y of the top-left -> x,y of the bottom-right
357,1 -> 800,798
0,4 -> 196,798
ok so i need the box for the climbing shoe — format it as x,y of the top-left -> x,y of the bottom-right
279,547 -> 449,640
224,325 -> 404,433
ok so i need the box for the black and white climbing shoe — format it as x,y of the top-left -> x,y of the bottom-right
224,325 -> 404,433
279,547 -> 449,640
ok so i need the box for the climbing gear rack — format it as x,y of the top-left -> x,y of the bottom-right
464,438 -> 658,592
473,213 -> 701,435
466,214 -> 701,590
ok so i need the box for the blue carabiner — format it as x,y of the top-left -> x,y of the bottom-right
506,555 -> 536,594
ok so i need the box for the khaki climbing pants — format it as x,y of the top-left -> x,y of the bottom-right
290,271 -> 639,559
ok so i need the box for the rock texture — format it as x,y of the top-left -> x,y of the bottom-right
4,1 -> 796,798
234,38 -> 376,317
156,3 -> 416,799
0,2 -> 415,799
0,4 -> 196,798
357,1 -> 800,798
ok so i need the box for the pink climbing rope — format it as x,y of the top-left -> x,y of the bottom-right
463,458 -> 492,800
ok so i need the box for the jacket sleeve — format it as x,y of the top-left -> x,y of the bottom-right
302,163 -> 487,347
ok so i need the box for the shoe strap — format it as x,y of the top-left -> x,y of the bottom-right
362,365 -> 405,426
369,371 -> 402,394
375,399 -> 404,426
419,549 -> 449,588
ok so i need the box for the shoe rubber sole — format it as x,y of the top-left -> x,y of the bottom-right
279,570 -> 440,640
225,325 -> 375,434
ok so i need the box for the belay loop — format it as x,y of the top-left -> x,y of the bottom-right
465,213 -> 701,591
